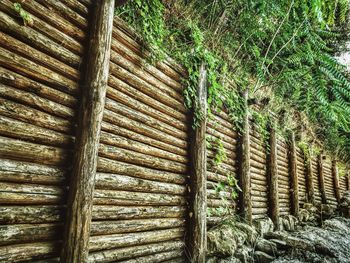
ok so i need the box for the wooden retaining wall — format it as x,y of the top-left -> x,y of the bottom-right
0,1 -> 349,262
0,0 -> 92,261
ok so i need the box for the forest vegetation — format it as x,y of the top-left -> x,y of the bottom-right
116,0 -> 350,167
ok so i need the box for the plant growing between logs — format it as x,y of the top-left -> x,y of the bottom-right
116,0 -> 350,165
13,3 -> 33,26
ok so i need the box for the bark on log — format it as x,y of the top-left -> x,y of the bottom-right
305,151 -> 315,204
239,89 -> 252,224
0,158 -> 66,185
88,240 -> 184,263
97,157 -> 186,184
0,10 -> 80,67
0,136 -> 69,166
60,1 -> 114,262
0,242 -> 59,262
95,172 -> 185,195
189,63 -> 207,263
267,124 -> 280,229
92,205 -> 186,220
90,218 -> 185,236
0,98 -> 72,134
0,115 -> 73,147
89,228 -> 184,251
317,155 -> 327,204
0,205 -> 64,224
332,160 -> 341,203
0,67 -> 76,108
115,250 -> 183,263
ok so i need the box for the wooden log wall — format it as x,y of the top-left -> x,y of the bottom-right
296,149 -> 307,206
339,173 -> 347,196
249,124 -> 268,219
207,109 -> 238,225
311,156 -> 322,204
89,18 -> 188,262
0,0 -> 92,262
323,157 -> 338,208
276,137 -> 291,216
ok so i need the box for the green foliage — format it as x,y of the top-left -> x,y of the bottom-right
207,136 -> 227,167
13,3 -> 33,26
116,0 -> 350,164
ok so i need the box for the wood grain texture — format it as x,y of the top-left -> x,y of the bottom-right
189,63 -> 207,263
60,1 -> 114,262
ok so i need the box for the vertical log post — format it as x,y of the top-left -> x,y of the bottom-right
305,151 -> 315,204
347,172 -> 350,191
239,89 -> 252,225
189,63 -> 207,263
267,121 -> 279,229
318,154 -> 327,204
332,160 -> 341,203
289,132 -> 299,216
60,1 -> 115,262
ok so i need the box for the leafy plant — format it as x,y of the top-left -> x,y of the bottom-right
13,3 -> 33,26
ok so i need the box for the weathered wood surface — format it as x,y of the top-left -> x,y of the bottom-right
318,155 -> 327,204
88,240 -> 184,263
305,152 -> 315,204
239,89 -> 252,224
289,132 -> 299,215
189,63 -> 207,263
267,125 -> 279,228
60,1 -> 114,262
332,160 -> 341,203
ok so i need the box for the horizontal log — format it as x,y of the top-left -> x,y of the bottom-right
0,205 -> 64,223
0,136 -> 69,166
103,109 -> 186,150
92,205 -> 186,220
0,182 -> 64,204
250,153 -> 266,166
251,178 -> 268,187
99,143 -> 187,174
207,118 -> 237,140
250,166 -> 267,176
90,218 -> 185,236
0,241 -> 59,262
0,83 -> 74,119
95,173 -> 185,195
251,173 -> 267,182
59,0 -> 89,17
106,85 -> 186,131
0,67 -> 76,108
250,159 -> 265,170
206,126 -> 236,148
108,75 -> 186,122
109,62 -> 185,112
252,201 -> 268,208
0,98 -> 72,135
105,98 -> 187,140
0,223 -> 61,245
116,250 -> 183,263
88,240 -> 184,263
251,208 -> 268,215
0,158 -> 66,185
93,189 -> 185,206
110,50 -> 183,102
207,171 -> 227,183
89,228 -> 184,251
0,31 -> 79,80
0,11 -> 80,67
0,46 -> 78,95
35,0 -> 87,29
0,115 -> 73,147
112,21 -> 185,79
97,157 -> 185,184
111,37 -> 182,91
207,149 -> 236,167
3,0 -> 85,47
102,122 -> 186,157
211,111 -> 233,130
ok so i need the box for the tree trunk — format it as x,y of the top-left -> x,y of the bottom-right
289,132 -> 299,216
189,63 -> 207,263
60,1 -> 115,262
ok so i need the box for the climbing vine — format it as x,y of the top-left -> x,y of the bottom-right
115,0 -> 350,164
